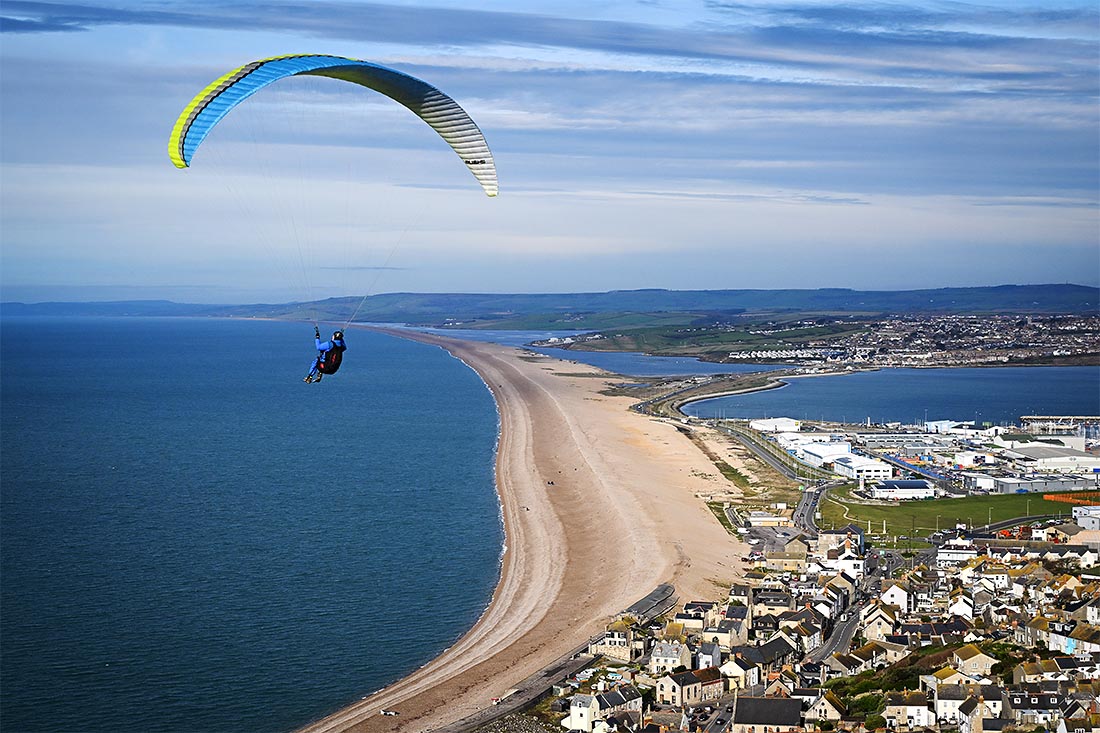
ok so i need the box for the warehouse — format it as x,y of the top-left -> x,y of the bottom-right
834,455 -> 893,482
1001,445 -> 1100,474
869,479 -> 936,500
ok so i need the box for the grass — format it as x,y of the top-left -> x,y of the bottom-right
715,460 -> 752,489
817,485 -> 1085,539
707,502 -> 739,535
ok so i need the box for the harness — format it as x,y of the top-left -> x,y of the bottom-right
317,341 -> 346,374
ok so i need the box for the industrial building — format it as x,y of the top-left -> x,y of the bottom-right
750,417 -> 801,433
834,455 -> 893,482
1072,505 -> 1100,530
1001,445 -> 1100,474
869,479 -> 936,501
990,475 -> 1094,494
853,433 -> 952,450
801,442 -> 853,468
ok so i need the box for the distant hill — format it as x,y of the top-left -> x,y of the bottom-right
3,284 -> 1096,324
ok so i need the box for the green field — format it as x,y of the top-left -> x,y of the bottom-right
817,485 -> 1085,543
564,320 -> 870,360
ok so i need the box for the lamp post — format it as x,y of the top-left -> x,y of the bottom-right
1026,498 -> 1031,517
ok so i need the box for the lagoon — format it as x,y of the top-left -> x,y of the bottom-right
681,366 -> 1100,426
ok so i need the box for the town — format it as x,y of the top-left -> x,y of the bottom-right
483,413 -> 1100,733
537,314 -> 1099,369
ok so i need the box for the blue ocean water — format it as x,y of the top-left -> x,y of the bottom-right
681,366 -> 1100,426
0,318 -> 502,733
409,328 -> 784,377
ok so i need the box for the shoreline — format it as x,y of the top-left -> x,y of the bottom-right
296,327 -> 747,733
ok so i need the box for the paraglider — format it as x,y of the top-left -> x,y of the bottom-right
168,54 -> 498,383
304,327 -> 346,384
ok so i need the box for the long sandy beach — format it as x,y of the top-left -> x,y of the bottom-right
298,330 -> 747,733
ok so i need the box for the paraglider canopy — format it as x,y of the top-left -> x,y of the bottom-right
168,54 -> 497,196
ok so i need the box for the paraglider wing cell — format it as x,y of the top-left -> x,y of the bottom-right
168,54 -> 497,196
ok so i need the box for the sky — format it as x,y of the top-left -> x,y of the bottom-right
1,0 -> 1098,303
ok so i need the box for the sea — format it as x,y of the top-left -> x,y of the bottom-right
0,317 -> 502,733
2,318 -> 1098,733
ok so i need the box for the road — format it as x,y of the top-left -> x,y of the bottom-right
807,604 -> 864,662
793,480 -> 843,535
713,424 -> 830,484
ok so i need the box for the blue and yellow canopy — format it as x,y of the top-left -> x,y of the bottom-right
169,54 -> 498,196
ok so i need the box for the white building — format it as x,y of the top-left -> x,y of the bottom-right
1073,505 -> 1100,530
953,451 -> 997,469
1002,445 -> 1100,474
745,511 -> 792,527
750,417 -> 801,433
835,455 -> 893,481
960,472 -> 997,493
802,442 -> 853,467
938,537 -> 979,567
870,479 -> 934,500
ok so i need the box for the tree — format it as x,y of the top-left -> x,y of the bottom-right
866,715 -> 886,730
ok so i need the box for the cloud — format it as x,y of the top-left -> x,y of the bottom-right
319,265 -> 409,270
4,1 -> 1096,93
2,1 -> 1097,300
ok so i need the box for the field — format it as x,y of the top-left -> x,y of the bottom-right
817,485 -> 1088,543
562,320 -> 869,360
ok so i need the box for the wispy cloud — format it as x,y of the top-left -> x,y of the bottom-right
1,1 -> 1096,300
319,265 -> 409,270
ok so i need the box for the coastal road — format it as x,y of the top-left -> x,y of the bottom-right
716,426 -> 803,481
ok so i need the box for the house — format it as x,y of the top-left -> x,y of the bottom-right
751,613 -> 781,641
884,691 -> 935,730
729,584 -> 754,608
729,636 -> 797,674
881,581 -> 912,614
1058,718 -> 1100,733
920,666 -> 978,693
862,602 -> 900,642
765,674 -> 795,698
721,654 -> 760,690
792,687 -> 824,708
935,684 -> 1006,723
934,684 -> 971,724
708,609 -> 750,648
594,685 -> 643,719
1006,689 -> 1066,726
957,696 -> 1000,733
649,640 -> 690,675
697,641 -> 722,670
561,694 -> 599,732
817,524 -> 866,554
589,621 -> 638,663
824,652 -> 865,678
952,644 -> 998,677
850,641 -> 890,671
677,601 -> 720,630
731,697 -> 805,733
948,593 -> 977,620
558,685 -> 645,733
655,667 -> 724,707
805,691 -> 847,722
754,590 -> 795,617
